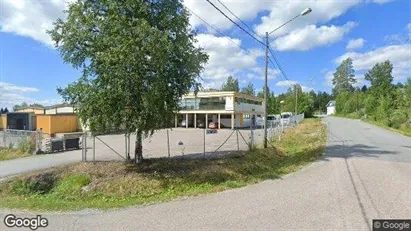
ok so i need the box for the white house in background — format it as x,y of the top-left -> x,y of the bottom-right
326,101 -> 336,115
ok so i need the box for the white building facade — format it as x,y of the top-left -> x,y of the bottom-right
177,91 -> 264,129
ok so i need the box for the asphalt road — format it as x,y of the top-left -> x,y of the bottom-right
1,117 -> 410,230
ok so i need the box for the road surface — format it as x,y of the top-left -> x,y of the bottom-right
0,117 -> 410,230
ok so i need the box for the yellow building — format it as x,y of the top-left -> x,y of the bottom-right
0,114 -> 6,130
36,114 -> 78,136
176,91 -> 264,129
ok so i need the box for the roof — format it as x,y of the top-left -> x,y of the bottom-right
44,103 -> 75,109
15,106 -> 45,110
183,91 -> 263,102
326,101 -> 336,107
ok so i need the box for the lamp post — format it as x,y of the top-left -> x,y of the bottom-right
263,7 -> 312,148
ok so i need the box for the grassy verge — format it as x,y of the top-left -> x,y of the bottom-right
333,114 -> 411,137
0,119 -> 326,211
0,148 -> 31,161
362,119 -> 411,137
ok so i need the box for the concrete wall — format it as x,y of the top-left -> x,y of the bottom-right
234,103 -> 264,114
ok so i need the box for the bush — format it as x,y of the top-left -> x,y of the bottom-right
52,174 -> 91,199
12,172 -> 57,195
388,109 -> 408,129
18,138 -> 35,154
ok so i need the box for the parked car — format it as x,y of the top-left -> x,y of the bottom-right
197,120 -> 206,128
280,112 -> 293,125
180,119 -> 194,127
208,121 -> 224,129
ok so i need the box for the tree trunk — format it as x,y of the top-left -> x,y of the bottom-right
135,130 -> 143,164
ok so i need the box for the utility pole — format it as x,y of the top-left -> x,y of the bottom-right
263,32 -> 269,148
295,85 -> 298,116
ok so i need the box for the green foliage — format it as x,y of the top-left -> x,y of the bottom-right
333,59 -> 411,134
365,60 -> 394,97
18,138 -> 35,154
332,57 -> 356,96
53,174 -> 90,199
375,96 -> 390,122
48,0 -> 208,135
241,82 -> 255,96
12,173 -> 57,195
221,76 -> 239,92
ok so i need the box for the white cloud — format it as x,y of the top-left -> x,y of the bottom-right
346,38 -> 366,50
272,22 -> 356,51
276,80 -> 298,87
196,33 -> 276,89
368,0 -> 394,4
0,0 -> 70,46
335,44 -> 411,81
0,82 -> 61,110
407,23 -> 411,32
184,0 -> 271,32
255,0 -> 361,38
301,86 -> 315,92
0,82 -> 39,93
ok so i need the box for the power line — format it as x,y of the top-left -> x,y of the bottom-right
215,0 -> 263,40
205,0 -> 265,46
186,6 -> 261,61
268,57 -> 294,89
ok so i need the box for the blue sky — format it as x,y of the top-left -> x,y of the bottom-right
0,0 -> 410,110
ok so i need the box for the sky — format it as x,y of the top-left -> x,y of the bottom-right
0,0 -> 410,110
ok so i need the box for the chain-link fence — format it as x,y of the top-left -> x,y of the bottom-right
82,113 -> 305,162
0,129 -> 42,153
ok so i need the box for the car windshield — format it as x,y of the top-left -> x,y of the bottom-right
282,114 -> 290,119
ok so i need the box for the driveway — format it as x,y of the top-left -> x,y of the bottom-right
0,128 -> 279,178
1,117 -> 410,230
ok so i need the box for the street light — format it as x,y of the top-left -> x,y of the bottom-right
263,7 -> 312,148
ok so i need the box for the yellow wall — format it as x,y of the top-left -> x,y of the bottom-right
36,115 -> 78,135
36,115 -> 51,134
0,115 -> 6,130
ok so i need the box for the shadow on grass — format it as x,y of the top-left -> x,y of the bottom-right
123,144 -> 326,187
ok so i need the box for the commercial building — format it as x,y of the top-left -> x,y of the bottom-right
176,91 -> 264,129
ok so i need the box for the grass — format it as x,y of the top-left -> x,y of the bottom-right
0,118 -> 326,211
0,147 -> 32,161
362,119 -> 411,137
333,114 -> 411,137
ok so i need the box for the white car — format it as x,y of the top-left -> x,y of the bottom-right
280,112 -> 293,125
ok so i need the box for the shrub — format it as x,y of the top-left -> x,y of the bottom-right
12,172 -> 57,195
18,138 -> 35,154
53,174 -> 91,199
389,109 -> 408,129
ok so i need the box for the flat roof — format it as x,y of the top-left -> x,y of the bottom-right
183,91 -> 263,102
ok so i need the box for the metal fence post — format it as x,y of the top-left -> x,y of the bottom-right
84,132 -> 87,162
203,128 -> 206,158
93,135 -> 96,163
236,129 -> 239,151
125,133 -> 128,160
250,125 -> 254,150
81,133 -> 85,161
167,129 -> 171,158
